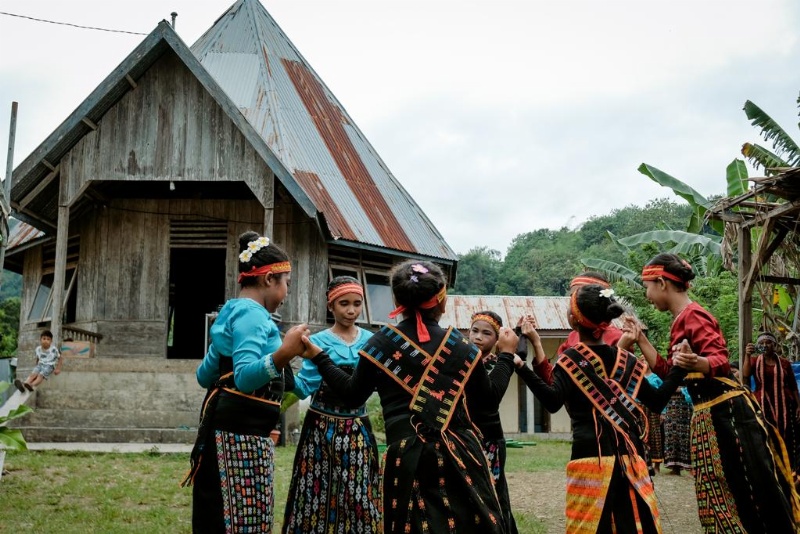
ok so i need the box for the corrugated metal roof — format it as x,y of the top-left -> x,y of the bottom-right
9,1 -> 456,262
190,0 -> 457,261
440,294 -> 637,334
6,219 -> 46,250
441,295 -> 573,333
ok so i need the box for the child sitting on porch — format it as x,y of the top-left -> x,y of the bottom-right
15,330 -> 61,392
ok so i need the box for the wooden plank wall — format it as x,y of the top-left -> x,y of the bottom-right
72,198 -> 263,357
60,52 -> 273,209
273,198 -> 329,329
17,48 -> 337,355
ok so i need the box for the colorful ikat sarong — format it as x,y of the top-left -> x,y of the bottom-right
216,430 -> 275,533
565,456 -> 616,533
281,410 -> 381,533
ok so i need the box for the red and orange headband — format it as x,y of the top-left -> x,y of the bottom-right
471,313 -> 501,334
327,282 -> 364,304
238,261 -> 292,284
570,290 -> 609,339
388,286 -> 447,343
641,265 -> 689,288
570,276 -> 610,289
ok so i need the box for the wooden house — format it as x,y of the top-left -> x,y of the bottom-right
7,0 -> 457,359
5,0 -> 456,442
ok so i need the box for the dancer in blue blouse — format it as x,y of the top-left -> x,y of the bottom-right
183,231 -> 309,533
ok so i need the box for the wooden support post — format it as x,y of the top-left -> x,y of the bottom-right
738,225 -> 752,377
0,102 -> 18,289
51,197 -> 70,346
263,206 -> 273,238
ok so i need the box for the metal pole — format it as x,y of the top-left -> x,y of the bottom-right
0,102 -> 18,286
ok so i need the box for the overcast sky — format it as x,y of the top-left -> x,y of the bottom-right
1,0 -> 798,256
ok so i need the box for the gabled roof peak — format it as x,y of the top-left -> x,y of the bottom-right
191,0 -> 457,260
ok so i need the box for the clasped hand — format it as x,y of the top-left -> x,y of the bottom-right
670,339 -> 699,370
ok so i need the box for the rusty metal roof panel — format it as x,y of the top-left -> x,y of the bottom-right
190,0 -> 457,261
440,295 -> 573,332
6,220 -> 46,250
440,294 -> 639,334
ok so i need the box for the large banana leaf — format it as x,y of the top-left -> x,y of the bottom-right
637,164 -> 723,235
726,159 -> 749,198
775,286 -> 793,314
580,258 -> 642,287
0,404 -> 33,424
0,428 -> 27,451
638,164 -> 712,209
741,142 -> 791,174
617,230 -> 722,258
743,100 -> 800,165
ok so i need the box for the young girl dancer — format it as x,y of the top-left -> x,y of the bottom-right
301,260 -> 515,533
556,272 -> 623,354
282,276 -> 381,533
468,310 -> 519,534
516,283 -> 687,533
183,231 -> 308,533
633,253 -> 800,532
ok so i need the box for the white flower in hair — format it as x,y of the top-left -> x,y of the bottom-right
247,241 -> 260,252
239,250 -> 253,263
599,288 -> 615,299
256,236 -> 270,247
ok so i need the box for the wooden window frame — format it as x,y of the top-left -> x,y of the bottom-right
328,263 -> 395,326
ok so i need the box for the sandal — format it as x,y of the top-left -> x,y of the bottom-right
14,379 -> 25,393
24,383 -> 34,392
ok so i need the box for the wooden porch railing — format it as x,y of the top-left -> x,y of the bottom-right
62,325 -> 104,345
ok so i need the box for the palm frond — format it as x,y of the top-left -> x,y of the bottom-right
580,258 -> 642,287
743,100 -> 800,164
741,142 -> 791,174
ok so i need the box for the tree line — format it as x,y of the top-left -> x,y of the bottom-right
451,198 -> 746,359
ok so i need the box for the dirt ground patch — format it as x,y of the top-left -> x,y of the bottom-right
507,469 -> 702,533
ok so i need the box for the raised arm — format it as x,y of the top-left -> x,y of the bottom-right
622,316 -> 670,378
635,364 -> 688,413
467,328 -> 519,406
520,317 -> 554,385
516,362 -> 569,413
309,351 -> 376,408
741,343 -> 755,382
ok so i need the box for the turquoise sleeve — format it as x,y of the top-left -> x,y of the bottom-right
230,307 -> 281,393
292,357 -> 323,399
196,343 -> 222,389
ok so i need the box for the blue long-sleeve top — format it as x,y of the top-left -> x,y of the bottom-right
196,298 -> 281,393
293,327 -> 372,399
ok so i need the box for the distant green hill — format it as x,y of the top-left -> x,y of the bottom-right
0,271 -> 22,300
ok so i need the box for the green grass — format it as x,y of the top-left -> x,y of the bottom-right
0,441 -> 572,532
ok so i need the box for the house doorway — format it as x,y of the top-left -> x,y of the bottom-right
167,248 -> 226,359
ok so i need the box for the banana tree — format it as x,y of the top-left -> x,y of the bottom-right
582,229 -> 723,282
0,381 -> 32,482
0,382 -> 30,449
741,96 -> 800,174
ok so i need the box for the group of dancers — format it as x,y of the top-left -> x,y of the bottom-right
183,231 -> 800,533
